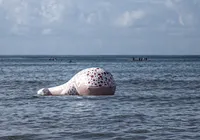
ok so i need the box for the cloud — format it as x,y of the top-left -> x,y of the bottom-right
1,0 -> 200,30
76,1 -> 112,26
79,12 -> 101,25
0,0 -> 70,35
1,0 -> 29,25
39,0 -> 66,24
42,28 -> 52,35
165,0 -> 200,27
0,0 -> 200,55
115,10 -> 146,27
165,0 -> 174,8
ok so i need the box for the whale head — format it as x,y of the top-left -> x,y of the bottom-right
37,88 -> 52,96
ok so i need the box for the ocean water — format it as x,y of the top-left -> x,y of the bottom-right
0,55 -> 200,140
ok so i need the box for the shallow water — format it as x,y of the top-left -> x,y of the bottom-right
0,55 -> 200,140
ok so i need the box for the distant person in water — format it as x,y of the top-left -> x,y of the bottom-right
132,57 -> 148,61
37,67 -> 116,96
49,58 -> 57,61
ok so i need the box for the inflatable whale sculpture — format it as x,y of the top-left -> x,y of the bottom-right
37,67 -> 116,96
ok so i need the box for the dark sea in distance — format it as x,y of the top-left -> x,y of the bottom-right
0,55 -> 200,140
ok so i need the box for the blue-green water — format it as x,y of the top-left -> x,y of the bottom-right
0,55 -> 200,140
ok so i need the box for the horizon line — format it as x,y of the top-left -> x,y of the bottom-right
0,54 -> 200,56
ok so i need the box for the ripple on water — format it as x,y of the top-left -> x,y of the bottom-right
1,56 -> 200,140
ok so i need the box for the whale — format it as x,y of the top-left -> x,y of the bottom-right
37,67 -> 116,96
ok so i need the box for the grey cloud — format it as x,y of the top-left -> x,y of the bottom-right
165,0 -> 200,27
0,0 -> 200,55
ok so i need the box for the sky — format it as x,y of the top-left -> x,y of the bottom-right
0,0 -> 200,55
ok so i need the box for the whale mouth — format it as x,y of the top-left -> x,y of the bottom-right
37,88 -> 52,96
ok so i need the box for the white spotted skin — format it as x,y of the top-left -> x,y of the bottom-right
37,67 -> 116,96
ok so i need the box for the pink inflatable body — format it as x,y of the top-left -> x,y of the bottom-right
37,67 -> 116,96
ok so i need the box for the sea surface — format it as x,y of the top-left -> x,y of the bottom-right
0,55 -> 200,140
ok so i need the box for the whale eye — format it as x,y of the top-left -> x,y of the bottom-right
42,88 -> 52,95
